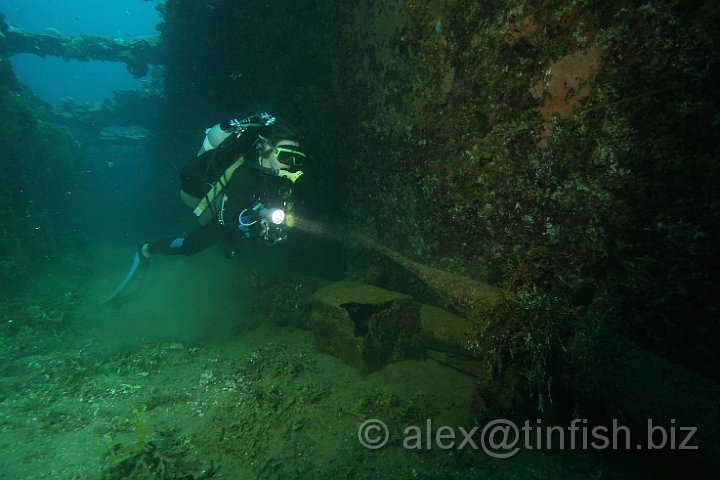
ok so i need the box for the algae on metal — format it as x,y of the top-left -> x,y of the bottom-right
352,231 -> 501,317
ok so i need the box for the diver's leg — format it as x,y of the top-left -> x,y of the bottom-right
143,223 -> 224,257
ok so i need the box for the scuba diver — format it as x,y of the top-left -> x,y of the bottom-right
103,112 -> 308,302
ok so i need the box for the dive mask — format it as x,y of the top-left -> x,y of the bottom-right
274,145 -> 307,171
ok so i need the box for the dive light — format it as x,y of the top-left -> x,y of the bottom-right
259,207 -> 285,225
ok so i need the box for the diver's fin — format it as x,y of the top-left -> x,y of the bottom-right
100,252 -> 143,304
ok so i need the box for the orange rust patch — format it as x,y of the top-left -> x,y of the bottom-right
506,14 -> 539,41
530,46 -> 602,147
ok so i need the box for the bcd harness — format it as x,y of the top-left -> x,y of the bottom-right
192,156 -> 246,218
193,156 -> 303,222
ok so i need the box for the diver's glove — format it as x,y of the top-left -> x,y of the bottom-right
237,200 -> 289,245
237,213 -> 286,244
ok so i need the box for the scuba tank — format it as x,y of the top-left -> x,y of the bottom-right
197,111 -> 278,156
181,113 -> 275,199
197,123 -> 233,157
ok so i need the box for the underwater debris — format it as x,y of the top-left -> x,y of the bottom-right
351,231 -> 501,317
1,16 -> 162,77
311,280 -> 422,371
419,304 -> 474,357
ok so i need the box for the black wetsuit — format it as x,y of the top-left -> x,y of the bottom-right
147,129 -> 294,257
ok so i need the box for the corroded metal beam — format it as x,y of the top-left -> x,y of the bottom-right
0,13 -> 162,77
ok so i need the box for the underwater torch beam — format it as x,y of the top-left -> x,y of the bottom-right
350,231 -> 501,316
